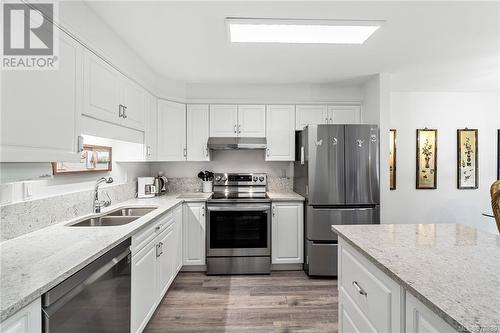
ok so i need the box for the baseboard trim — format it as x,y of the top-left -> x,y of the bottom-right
271,263 -> 303,271
181,265 -> 207,272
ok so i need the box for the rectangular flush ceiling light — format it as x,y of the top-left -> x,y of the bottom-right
227,18 -> 383,44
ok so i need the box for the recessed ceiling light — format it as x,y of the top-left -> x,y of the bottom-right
226,18 -> 384,44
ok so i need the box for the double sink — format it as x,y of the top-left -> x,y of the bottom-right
69,207 -> 157,227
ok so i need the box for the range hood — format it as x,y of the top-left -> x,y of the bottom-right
207,137 -> 267,150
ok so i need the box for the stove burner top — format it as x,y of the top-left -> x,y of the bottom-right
211,192 -> 267,200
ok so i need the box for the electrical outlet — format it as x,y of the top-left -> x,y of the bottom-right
0,183 -> 13,205
23,182 -> 34,200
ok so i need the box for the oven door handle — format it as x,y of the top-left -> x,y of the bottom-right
207,206 -> 270,212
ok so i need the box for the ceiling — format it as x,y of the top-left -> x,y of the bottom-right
86,1 -> 500,89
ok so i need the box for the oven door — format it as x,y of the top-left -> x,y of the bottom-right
207,203 -> 271,257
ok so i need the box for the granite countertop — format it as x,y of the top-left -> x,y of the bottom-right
332,224 -> 500,333
266,191 -> 305,201
0,193 -> 208,322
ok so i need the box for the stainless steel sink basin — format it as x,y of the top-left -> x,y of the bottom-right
70,216 -> 139,227
105,207 -> 157,217
68,206 -> 158,227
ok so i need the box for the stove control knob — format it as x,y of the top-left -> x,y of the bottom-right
253,176 -> 258,182
221,176 -> 227,182
215,176 -> 222,182
259,176 -> 264,182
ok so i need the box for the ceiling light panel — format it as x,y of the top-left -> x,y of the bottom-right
227,18 -> 383,44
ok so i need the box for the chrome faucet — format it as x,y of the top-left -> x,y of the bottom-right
93,177 -> 113,213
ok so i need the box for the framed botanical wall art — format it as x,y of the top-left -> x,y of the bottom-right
416,128 -> 437,189
389,129 -> 397,190
457,129 -> 478,189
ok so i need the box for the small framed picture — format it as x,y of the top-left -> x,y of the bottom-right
52,145 -> 112,175
416,128 -> 437,189
389,129 -> 397,190
457,129 -> 478,189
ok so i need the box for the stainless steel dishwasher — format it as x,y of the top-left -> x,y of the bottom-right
42,239 -> 131,333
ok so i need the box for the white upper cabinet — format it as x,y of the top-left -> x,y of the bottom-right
1,29 -> 83,162
209,104 -> 238,137
83,49 -> 146,131
237,105 -> 266,137
157,100 -> 186,161
328,105 -> 361,124
295,105 -> 328,130
266,105 -> 295,161
120,78 -> 145,131
187,104 -> 210,161
144,94 -> 158,160
83,50 -> 121,125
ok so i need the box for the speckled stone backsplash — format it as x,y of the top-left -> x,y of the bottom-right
267,176 -> 293,192
0,182 -> 136,242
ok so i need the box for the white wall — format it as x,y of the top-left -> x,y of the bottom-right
386,92 -> 499,234
150,150 -> 292,178
186,82 -> 363,104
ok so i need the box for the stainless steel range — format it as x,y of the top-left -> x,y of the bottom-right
206,173 -> 271,275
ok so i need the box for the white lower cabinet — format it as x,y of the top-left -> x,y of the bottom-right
183,203 -> 206,266
0,298 -> 41,333
271,202 -> 304,264
338,239 -> 459,333
406,293 -> 457,333
131,208 -> 182,333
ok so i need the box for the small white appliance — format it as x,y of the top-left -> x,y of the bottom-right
138,177 -> 156,198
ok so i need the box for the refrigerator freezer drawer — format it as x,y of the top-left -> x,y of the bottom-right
306,206 -> 380,241
306,241 -> 338,276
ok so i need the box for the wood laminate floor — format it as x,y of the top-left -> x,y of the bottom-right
144,271 -> 338,333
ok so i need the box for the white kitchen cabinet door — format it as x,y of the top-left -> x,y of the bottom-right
1,30 -> 83,162
144,94 -> 158,160
271,203 -> 304,264
183,203 -> 206,266
328,105 -> 361,124
83,49 -> 121,125
406,293 -> 457,333
187,104 -> 210,161
120,77 -> 145,131
0,298 -> 41,333
157,224 -> 175,300
131,241 -> 158,333
173,206 -> 183,273
157,100 -> 186,161
266,105 -> 295,161
209,104 -> 238,137
295,105 -> 328,130
237,105 -> 266,137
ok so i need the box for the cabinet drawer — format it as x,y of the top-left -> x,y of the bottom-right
339,288 -> 376,333
132,211 -> 173,254
340,242 -> 401,333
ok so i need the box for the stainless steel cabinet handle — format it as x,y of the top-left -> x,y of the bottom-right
118,104 -> 123,118
156,243 -> 161,257
77,135 -> 84,153
205,147 -> 209,157
332,137 -> 338,146
146,145 -> 151,156
329,117 -> 333,123
325,117 -> 329,124
266,148 -> 270,157
238,124 -> 241,133
352,281 -> 367,296
122,106 -> 128,119
234,124 -> 237,133
272,205 -> 276,217
201,205 -> 205,217
183,148 -> 187,158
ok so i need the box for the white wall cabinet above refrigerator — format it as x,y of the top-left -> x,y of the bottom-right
265,105 -> 295,161
83,50 -> 145,132
295,105 -> 361,130
1,29 -> 83,162
210,104 -> 266,137
187,104 -> 210,161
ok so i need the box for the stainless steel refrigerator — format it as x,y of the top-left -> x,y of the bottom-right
294,124 -> 380,276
